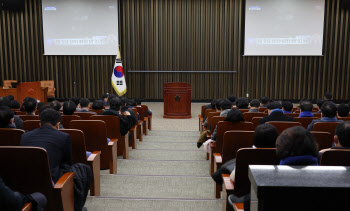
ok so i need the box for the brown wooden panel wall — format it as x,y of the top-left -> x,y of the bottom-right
1,0 -> 349,100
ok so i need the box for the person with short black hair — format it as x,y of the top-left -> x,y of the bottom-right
63,101 -> 77,115
228,95 -> 237,105
316,98 -> 326,113
22,97 -> 37,115
0,97 -> 23,129
6,95 -> 15,102
50,100 -> 61,111
276,126 -> 319,165
253,124 -> 279,148
0,107 -> 15,128
120,97 -> 137,127
299,100 -> 314,117
203,99 -> 232,128
78,98 -> 96,114
9,100 -> 20,109
319,122 -> 350,156
235,97 -> 249,109
91,100 -> 104,110
36,102 -> 45,111
324,92 -> 332,101
70,97 -> 81,112
282,101 -> 293,114
307,101 -> 343,131
129,99 -> 137,107
101,93 -> 109,105
107,94 -> 117,104
248,99 -> 260,113
337,103 -> 349,117
260,96 -> 270,107
259,102 -> 295,124
101,97 -> 134,136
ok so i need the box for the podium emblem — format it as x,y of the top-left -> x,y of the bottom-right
175,95 -> 180,101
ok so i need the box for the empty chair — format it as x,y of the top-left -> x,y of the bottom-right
211,116 -> 226,134
141,105 -> 152,131
90,115 -> 129,159
251,117 -> 263,129
60,129 -> 101,196
258,107 -> 267,112
267,121 -> 302,134
61,115 -> 81,129
74,112 -> 95,120
0,128 -> 25,146
69,120 -> 117,174
0,146 -> 75,211
199,105 -> 206,131
23,120 -> 41,131
243,112 -> 267,122
313,122 -> 341,138
311,131 -> 333,150
206,112 -> 221,131
320,149 -> 350,166
295,117 -> 320,128
17,115 -> 39,121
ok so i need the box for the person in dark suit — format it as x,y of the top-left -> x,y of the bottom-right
260,96 -> 270,108
62,101 -> 76,115
0,106 -> 16,128
235,97 -> 249,109
101,97 -> 134,136
20,108 -> 72,183
92,100 -> 104,110
22,97 -> 37,115
307,101 -> 343,131
337,103 -> 349,117
0,97 -> 23,129
120,97 -> 137,126
282,101 -> 293,114
259,102 -> 295,124
101,93 -> 109,106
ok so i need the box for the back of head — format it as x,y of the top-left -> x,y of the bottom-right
108,94 -> 117,103
109,97 -> 122,111
79,98 -> 90,108
211,99 -> 219,109
129,99 -> 137,106
300,100 -> 313,112
9,100 -> 20,109
215,99 -> 222,110
120,96 -> 128,106
0,107 -> 14,128
70,97 -> 80,107
337,103 -> 349,117
276,126 -> 318,159
224,109 -> 244,123
254,124 -> 279,148
267,102 -> 282,110
321,101 -> 337,118
38,105 -> 52,115
235,97 -> 249,109
92,100 -> 103,110
6,95 -> 14,102
227,95 -> 237,104
335,122 -> 350,147
50,101 -> 61,111
324,92 -> 332,100
101,93 -> 109,99
249,99 -> 260,108
316,98 -> 326,109
219,99 -> 232,110
260,96 -> 270,105
0,97 -> 11,108
63,101 -> 76,115
22,97 -> 37,113
39,108 -> 62,127
36,102 -> 45,111
282,101 -> 293,112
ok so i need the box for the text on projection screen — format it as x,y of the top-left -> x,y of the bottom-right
42,0 -> 119,55
244,0 -> 325,56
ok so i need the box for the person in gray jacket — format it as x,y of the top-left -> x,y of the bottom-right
248,99 -> 260,113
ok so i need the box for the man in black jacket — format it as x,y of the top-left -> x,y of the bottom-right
101,97 -> 134,136
259,102 -> 295,124
120,97 -> 137,126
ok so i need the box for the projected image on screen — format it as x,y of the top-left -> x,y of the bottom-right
42,0 -> 119,55
244,0 -> 325,56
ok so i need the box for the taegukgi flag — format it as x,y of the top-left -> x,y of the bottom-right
111,49 -> 127,96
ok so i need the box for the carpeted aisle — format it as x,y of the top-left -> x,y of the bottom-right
85,103 -> 221,211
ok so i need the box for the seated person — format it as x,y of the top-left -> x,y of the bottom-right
319,122 -> 350,155
78,98 -> 96,114
0,178 -> 47,211
120,97 -> 137,126
36,102 -> 45,111
228,95 -> 237,106
101,97 -> 134,136
9,100 -> 20,109
324,92 -> 333,101
298,100 -> 314,117
248,99 -> 260,113
282,101 -> 293,114
235,97 -> 249,109
203,99 -> 222,128
0,97 -> 23,129
203,99 -> 231,131
202,109 -> 244,152
22,97 -> 37,115
277,126 -> 319,165
62,101 -> 76,115
315,98 -> 326,113
91,100 -> 104,110
101,93 -> 109,106
259,102 -> 295,124
337,103 -> 349,117
0,107 -> 16,128
307,101 -> 343,131
260,96 -> 270,107
20,108 -> 92,211
212,124 -> 278,185
50,101 -> 61,111
70,97 -> 81,112
6,95 -> 15,102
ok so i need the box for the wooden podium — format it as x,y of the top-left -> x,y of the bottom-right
17,82 -> 48,104
163,82 -> 191,119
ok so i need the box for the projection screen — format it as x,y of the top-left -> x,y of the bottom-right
244,0 -> 325,56
42,0 -> 119,55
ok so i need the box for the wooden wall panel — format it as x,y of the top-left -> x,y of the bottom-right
1,0 -> 349,100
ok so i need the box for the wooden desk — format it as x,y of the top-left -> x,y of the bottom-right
0,88 -> 18,100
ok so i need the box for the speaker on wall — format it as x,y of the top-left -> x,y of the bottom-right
2,0 -> 24,11
343,0 -> 350,9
